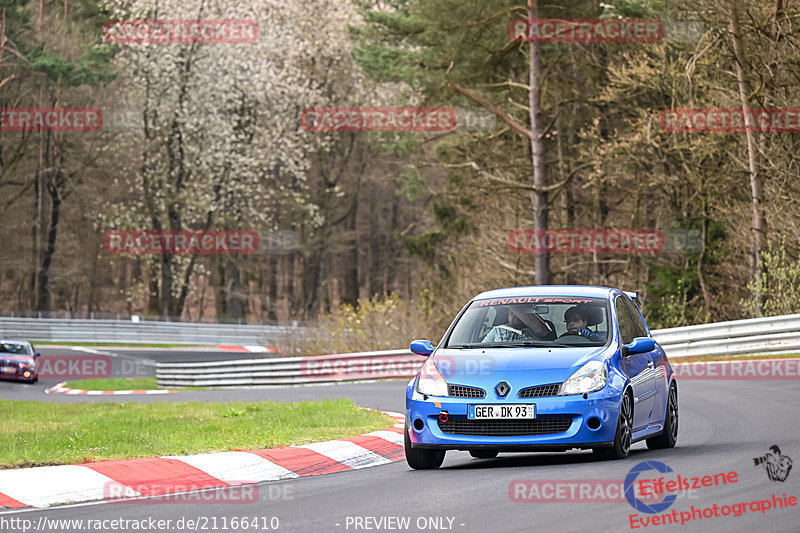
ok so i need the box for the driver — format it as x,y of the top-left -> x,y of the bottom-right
562,306 -> 604,341
482,305 -> 555,343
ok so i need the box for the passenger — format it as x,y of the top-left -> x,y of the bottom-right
482,305 -> 554,343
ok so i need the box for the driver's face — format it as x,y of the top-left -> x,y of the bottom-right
565,314 -> 587,332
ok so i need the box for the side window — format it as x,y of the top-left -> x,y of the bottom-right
624,298 -> 649,338
615,297 -> 636,345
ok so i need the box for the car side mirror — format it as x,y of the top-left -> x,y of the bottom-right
410,339 -> 434,356
622,337 -> 655,357
34,352 -> 41,358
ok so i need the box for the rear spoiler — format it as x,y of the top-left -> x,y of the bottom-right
624,291 -> 640,302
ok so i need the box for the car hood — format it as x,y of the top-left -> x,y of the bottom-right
432,346 -> 610,389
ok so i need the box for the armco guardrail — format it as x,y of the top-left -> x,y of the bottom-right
0,317 -> 309,346
156,349 -> 420,388
651,313 -> 800,358
156,314 -> 800,388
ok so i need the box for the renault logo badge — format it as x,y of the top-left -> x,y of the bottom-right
495,381 -> 510,397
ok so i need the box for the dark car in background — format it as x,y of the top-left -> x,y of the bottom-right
0,340 -> 40,383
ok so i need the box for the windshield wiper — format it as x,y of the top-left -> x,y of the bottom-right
447,342 -> 532,349
448,343 -> 484,349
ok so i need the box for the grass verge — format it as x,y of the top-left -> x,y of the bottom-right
63,377 -> 209,391
0,398 -> 393,469
64,377 -> 162,390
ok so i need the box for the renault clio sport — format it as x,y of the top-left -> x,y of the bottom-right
405,286 -> 678,469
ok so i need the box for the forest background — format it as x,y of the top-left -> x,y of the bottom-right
2,0 -> 799,351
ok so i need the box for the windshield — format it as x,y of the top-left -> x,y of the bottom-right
445,296 -> 610,348
0,342 -> 32,355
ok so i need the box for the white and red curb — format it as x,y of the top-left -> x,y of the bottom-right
0,411 -> 406,510
44,381 -> 178,395
217,345 -> 278,353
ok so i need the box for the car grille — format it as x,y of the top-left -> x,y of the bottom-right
437,417 -> 572,437
448,384 -> 486,398
518,384 -> 561,398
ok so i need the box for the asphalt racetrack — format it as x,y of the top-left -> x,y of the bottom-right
1,346 -> 798,533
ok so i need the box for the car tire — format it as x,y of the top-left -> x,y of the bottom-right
404,422 -> 445,470
646,382 -> 678,450
469,449 -> 499,459
593,392 -> 633,460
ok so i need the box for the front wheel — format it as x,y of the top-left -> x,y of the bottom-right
593,392 -> 632,460
404,423 -> 445,470
646,383 -> 678,449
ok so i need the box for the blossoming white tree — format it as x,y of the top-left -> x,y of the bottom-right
98,0 -> 372,318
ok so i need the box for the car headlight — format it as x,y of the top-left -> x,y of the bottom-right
416,357 -> 449,397
558,360 -> 607,395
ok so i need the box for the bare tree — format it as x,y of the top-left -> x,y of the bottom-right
728,0 -> 766,313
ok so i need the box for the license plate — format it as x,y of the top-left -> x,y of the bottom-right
1,366 -> 15,374
468,404 -> 535,419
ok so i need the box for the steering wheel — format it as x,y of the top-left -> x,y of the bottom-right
558,332 -> 596,344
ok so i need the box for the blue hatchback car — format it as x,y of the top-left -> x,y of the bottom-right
404,286 -> 678,469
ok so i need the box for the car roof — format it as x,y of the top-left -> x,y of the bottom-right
472,285 -> 616,301
0,339 -> 31,345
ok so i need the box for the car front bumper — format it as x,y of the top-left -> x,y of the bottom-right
0,365 -> 36,381
406,379 -> 622,450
